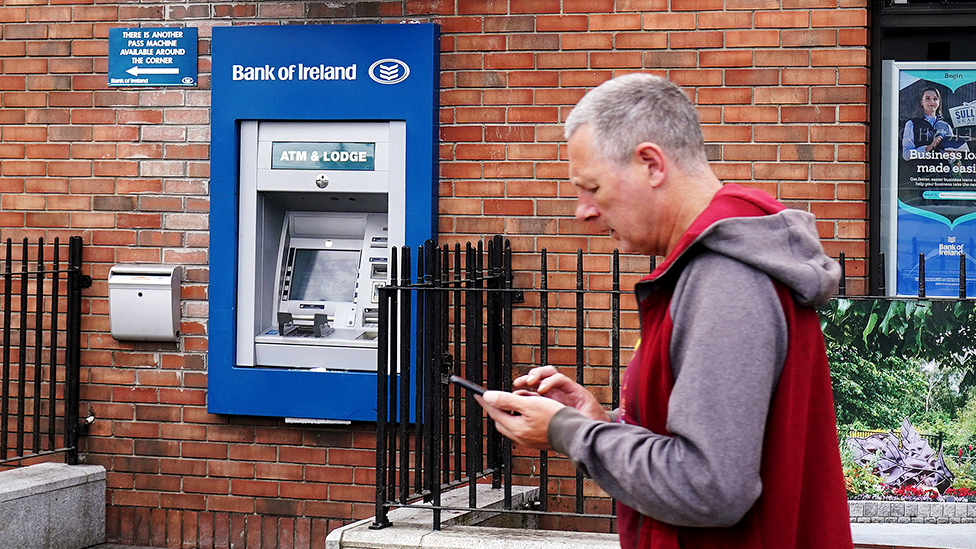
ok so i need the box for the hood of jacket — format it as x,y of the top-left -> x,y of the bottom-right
643,184 -> 840,306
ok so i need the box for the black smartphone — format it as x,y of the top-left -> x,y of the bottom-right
449,375 -> 486,396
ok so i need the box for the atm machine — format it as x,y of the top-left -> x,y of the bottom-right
207,23 -> 438,421
236,121 -> 404,372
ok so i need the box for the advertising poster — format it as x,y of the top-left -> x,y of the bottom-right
882,62 -> 976,297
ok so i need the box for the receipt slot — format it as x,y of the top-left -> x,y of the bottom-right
236,121 -> 403,371
208,23 -> 438,420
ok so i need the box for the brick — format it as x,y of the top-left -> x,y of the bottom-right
5,58 -> 47,74
615,33 -> 667,50
3,92 -> 45,108
25,40 -> 69,57
723,145 -> 779,162
672,0 -> 723,9
668,69 -> 722,87
457,0 -> 508,15
484,89 -> 534,105
48,23 -> 92,40
697,88 -> 751,105
782,29 -> 837,48
590,13 -> 641,30
561,33 -> 613,51
812,163 -> 866,181
509,33 -> 560,51
508,70 -> 559,87
456,71 -> 506,88
723,106 -> 779,124
812,49 -> 868,67
538,52 -> 588,69
484,15 -> 533,32
564,0 -> 613,12
754,163 -> 809,180
782,68 -> 837,86
839,28 -> 869,47
485,53 -> 534,70
756,10 -> 810,28
536,15 -> 587,32
670,31 -> 722,49
811,9 -> 867,28
781,106 -> 836,123
780,144 -> 835,162
725,69 -> 780,86
591,51 -> 642,69
699,11 -> 752,29
726,30 -> 781,48
455,35 -> 505,52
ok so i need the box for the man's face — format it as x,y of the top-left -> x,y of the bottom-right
568,126 -> 656,255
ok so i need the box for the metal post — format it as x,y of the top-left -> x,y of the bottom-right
878,253 -> 886,296
371,281 -> 392,530
960,253 -> 967,299
398,247 -> 411,504
575,248 -> 585,515
64,236 -> 83,465
32,239 -> 44,454
17,239 -> 29,457
918,253 -> 926,298
48,238 -> 60,451
1,239 -> 12,458
539,248 -> 549,511
838,252 -> 846,296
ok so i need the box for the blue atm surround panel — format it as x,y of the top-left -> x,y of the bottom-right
208,24 -> 438,420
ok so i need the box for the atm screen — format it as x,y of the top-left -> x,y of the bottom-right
290,249 -> 361,302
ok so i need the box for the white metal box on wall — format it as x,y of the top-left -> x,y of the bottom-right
108,265 -> 182,341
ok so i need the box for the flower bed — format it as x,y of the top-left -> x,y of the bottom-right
849,500 -> 976,523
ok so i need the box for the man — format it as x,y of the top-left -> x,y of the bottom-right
476,74 -> 853,548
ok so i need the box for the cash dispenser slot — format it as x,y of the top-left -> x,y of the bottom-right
251,211 -> 389,370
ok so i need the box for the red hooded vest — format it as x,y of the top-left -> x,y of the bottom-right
616,185 -> 853,549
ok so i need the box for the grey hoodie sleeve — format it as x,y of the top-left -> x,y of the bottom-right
547,252 -> 788,528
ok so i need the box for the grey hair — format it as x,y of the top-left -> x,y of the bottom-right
564,73 -> 708,171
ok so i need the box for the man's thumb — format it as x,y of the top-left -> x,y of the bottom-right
481,390 -> 503,406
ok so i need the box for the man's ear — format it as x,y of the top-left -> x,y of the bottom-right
635,142 -> 667,188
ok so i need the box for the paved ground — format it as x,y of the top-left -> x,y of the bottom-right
89,523 -> 976,549
852,523 -> 976,549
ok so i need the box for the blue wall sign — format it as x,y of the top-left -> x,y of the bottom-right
108,27 -> 198,87
208,24 -> 439,421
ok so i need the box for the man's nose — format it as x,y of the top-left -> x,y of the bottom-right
575,201 -> 598,221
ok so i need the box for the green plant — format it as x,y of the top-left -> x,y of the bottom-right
840,443 -> 885,498
947,456 -> 976,491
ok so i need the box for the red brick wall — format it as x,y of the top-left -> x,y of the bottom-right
0,1 -> 869,546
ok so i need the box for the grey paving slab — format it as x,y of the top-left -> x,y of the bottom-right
852,523 -> 976,549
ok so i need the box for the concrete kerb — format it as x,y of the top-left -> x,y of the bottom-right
326,484 -> 619,549
0,462 -> 106,549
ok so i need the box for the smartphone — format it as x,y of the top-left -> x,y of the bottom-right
449,375 -> 487,396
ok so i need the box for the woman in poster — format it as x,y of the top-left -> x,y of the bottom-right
902,86 -> 954,162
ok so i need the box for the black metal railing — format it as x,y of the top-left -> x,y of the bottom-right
374,243 -> 975,532
373,236 -> 641,531
1,236 -> 88,466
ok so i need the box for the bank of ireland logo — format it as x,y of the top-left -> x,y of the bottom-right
369,58 -> 410,85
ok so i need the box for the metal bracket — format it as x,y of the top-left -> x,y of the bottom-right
76,415 -> 95,437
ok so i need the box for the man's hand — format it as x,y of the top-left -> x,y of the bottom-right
476,391 -> 566,451
513,366 -> 610,422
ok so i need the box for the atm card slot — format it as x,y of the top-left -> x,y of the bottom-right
363,308 -> 379,324
370,262 -> 388,279
370,236 -> 388,248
